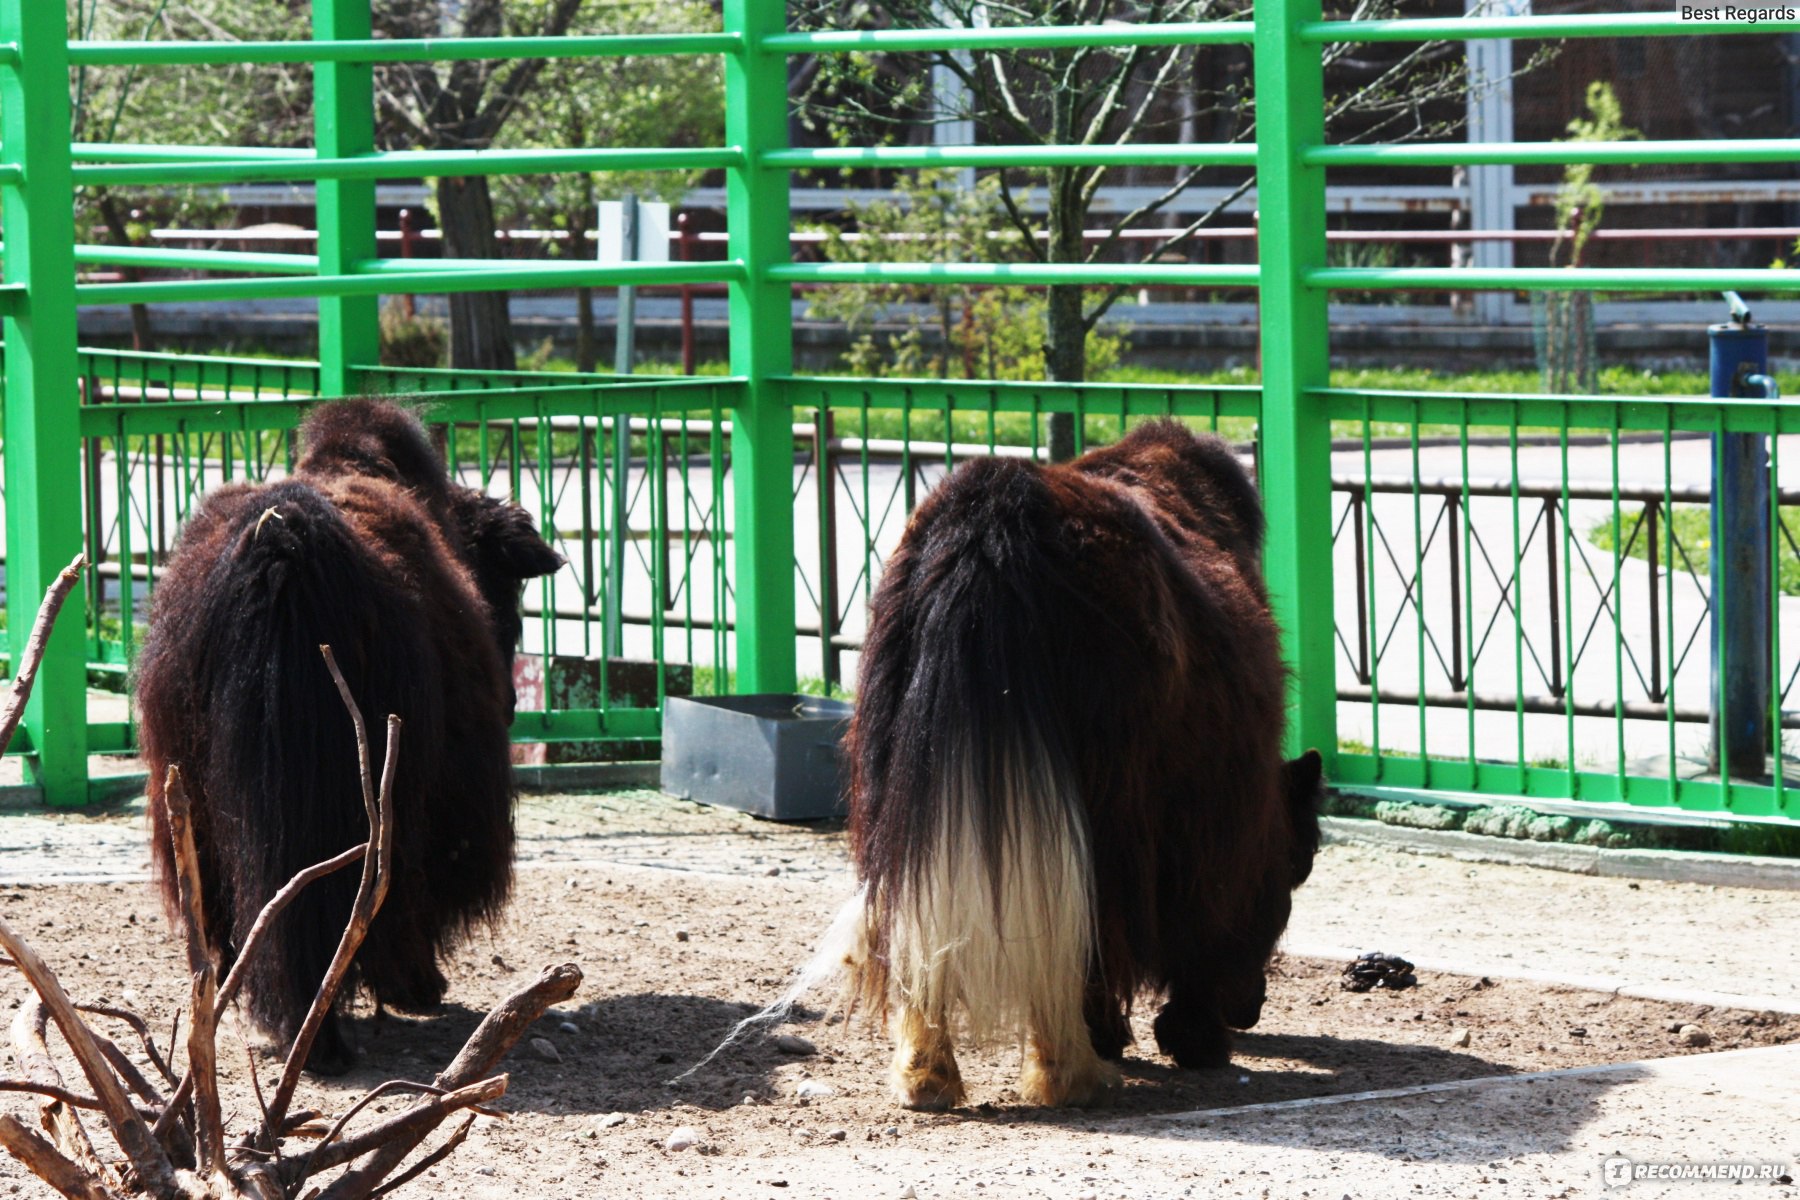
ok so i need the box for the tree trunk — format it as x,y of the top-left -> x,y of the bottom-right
573,174 -> 597,374
576,288 -> 596,374
96,193 -> 153,351
1043,163 -> 1087,462
435,175 -> 517,371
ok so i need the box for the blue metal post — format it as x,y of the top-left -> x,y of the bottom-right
1709,316 -> 1771,779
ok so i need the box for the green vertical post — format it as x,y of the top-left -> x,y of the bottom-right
1253,0 -> 1337,764
1,0 -> 89,804
313,0 -> 379,397
723,0 -> 798,693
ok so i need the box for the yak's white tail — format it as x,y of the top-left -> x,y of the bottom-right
870,739 -> 1097,1054
669,883 -> 874,1084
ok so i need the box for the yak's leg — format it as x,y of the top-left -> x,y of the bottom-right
1083,975 -> 1132,1062
1153,973 -> 1233,1069
1023,999 -> 1121,1107
891,1005 -> 965,1111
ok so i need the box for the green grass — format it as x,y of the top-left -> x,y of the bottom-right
1588,504 -> 1800,598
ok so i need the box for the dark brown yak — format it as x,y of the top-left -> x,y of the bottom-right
841,420 -> 1321,1109
135,398 -> 562,1071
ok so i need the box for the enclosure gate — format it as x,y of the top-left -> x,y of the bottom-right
2,0 -> 1798,820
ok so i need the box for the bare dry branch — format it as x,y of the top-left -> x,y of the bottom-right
0,553 -> 87,757
219,844 -> 368,1016
0,918 -> 181,1195
367,1115 -> 478,1200
152,841 -> 370,1143
293,1076 -> 507,1181
76,1006 -> 177,1089
309,964 -> 580,1199
11,998 -> 105,1176
261,654 -> 400,1146
0,1081 -> 106,1112
161,766 -> 225,1175
0,1115 -> 111,1200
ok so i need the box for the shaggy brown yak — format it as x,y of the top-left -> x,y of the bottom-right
840,420 -> 1320,1109
135,398 -> 562,1071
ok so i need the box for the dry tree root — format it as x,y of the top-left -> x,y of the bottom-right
0,560 -> 583,1198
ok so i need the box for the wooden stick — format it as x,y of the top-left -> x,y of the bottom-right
0,1115 -> 111,1200
367,1115 -> 478,1200
0,917 -> 181,1195
218,843 -> 367,1014
310,964 -> 581,1200
0,553 -> 86,758
261,651 -> 400,1145
77,1005 -> 177,1089
151,841 -> 369,1144
10,997 -> 105,1178
0,1081 -> 106,1111
161,766 -> 227,1176
292,1076 -> 507,1180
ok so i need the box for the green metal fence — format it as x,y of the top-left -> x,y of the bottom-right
3,0 -> 1799,820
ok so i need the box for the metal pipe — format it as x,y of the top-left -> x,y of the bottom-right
67,32 -> 742,66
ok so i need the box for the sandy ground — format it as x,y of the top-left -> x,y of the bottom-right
2,789 -> 1798,1198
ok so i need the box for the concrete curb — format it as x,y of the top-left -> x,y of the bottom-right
1321,815 -> 1800,891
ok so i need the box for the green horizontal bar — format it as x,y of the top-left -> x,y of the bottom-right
71,145 -> 744,187
77,259 -> 745,305
64,244 -> 320,275
68,32 -> 741,66
0,42 -> 19,67
769,261 -> 1260,287
510,707 -> 660,744
0,283 -> 24,317
1302,13 -> 1800,41
764,143 -> 1256,170
1333,754 -> 1792,820
1317,387 -> 1800,436
764,21 -> 1255,53
86,723 -> 135,755
0,164 -> 23,185
74,142 -> 315,163
79,378 -> 745,436
777,373 -> 1262,418
1309,266 -> 1800,293
1307,138 -> 1800,168
77,345 -> 321,374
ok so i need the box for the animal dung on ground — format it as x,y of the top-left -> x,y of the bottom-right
773,1033 -> 818,1056
1341,952 -> 1419,992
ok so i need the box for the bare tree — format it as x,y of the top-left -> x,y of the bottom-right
374,0 -> 587,371
792,0 -> 1544,458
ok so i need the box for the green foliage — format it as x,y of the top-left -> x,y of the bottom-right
66,0 -> 310,244
1588,503 -> 1800,599
490,0 -> 724,245
807,170 -> 1120,380
378,299 -> 448,369
1551,81 -> 1639,268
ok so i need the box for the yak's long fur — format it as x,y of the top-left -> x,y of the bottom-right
135,399 -> 562,1071
843,420 -> 1319,1108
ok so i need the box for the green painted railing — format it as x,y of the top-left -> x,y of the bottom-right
3,0 -> 1798,820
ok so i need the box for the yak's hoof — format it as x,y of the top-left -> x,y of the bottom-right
893,1063 -> 965,1111
1154,1004 -> 1232,1070
300,1015 -> 358,1077
1022,1047 -> 1121,1108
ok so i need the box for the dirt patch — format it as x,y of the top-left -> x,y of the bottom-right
1,854 -> 1793,1197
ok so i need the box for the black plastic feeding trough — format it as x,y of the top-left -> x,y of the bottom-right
660,694 -> 853,821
